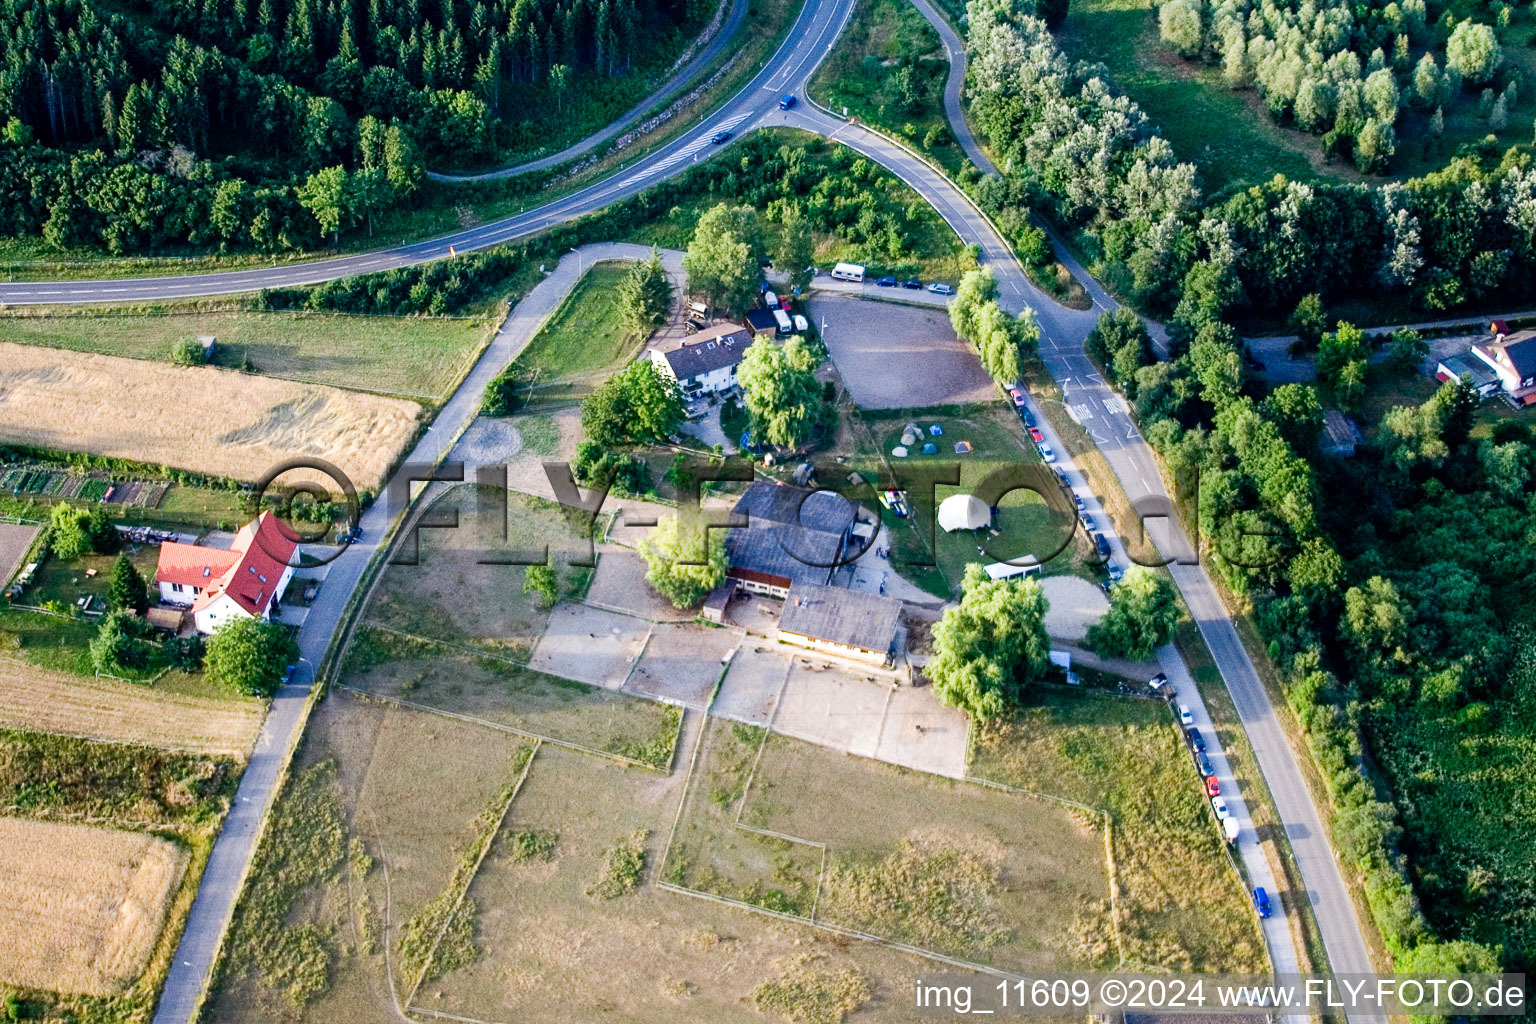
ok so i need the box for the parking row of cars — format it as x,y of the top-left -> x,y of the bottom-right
1177,698 -> 1272,918
872,275 -> 954,295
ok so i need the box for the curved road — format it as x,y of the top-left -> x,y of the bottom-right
893,0 -> 1380,997
23,0 -> 1372,1015
428,0 -> 749,181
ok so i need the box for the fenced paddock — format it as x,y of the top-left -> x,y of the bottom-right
0,817 -> 186,996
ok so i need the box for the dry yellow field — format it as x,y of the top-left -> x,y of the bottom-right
0,817 -> 186,996
0,342 -> 421,490
0,657 -> 263,756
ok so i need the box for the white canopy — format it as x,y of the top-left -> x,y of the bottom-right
937,493 -> 990,532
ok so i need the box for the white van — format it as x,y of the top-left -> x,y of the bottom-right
830,262 -> 865,283
773,309 -> 793,335
793,313 -> 809,332
763,289 -> 778,308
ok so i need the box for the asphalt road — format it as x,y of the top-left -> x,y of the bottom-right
893,0 -> 1380,999
428,0 -> 750,181
148,243 -> 659,1024
0,0 -> 852,306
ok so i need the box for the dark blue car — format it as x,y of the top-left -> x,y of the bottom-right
779,94 -> 796,110
1253,887 -> 1272,918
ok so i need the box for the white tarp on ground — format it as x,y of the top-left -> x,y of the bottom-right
937,493 -> 989,532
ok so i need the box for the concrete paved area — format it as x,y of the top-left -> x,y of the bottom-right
772,658 -> 892,760
874,683 -> 968,778
528,603 -> 649,688
585,548 -> 697,621
712,645 -> 792,725
808,294 -> 996,409
1040,575 -> 1109,642
723,591 -> 784,635
625,622 -> 738,707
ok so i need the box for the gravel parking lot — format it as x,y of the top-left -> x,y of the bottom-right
808,295 -> 996,409
1040,575 -> 1109,641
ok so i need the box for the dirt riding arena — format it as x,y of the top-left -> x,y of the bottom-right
624,622 -> 738,707
0,817 -> 186,996
527,603 -> 649,688
1040,575 -> 1110,641
0,342 -> 420,490
711,645 -> 793,725
0,658 -> 263,755
584,548 -> 697,621
808,295 -> 997,409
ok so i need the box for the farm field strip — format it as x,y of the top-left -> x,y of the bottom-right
0,816 -> 186,997
0,657 -> 262,756
0,342 -> 422,490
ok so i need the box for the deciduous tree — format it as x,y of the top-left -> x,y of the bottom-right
637,514 -> 726,609
927,563 -> 1050,719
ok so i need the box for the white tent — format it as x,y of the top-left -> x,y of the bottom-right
937,493 -> 990,532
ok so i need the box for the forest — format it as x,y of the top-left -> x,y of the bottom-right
966,0 -> 1536,320
0,0 -> 711,253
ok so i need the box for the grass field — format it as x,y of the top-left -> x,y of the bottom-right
0,343 -> 421,491
808,0 -> 962,175
0,656 -> 263,755
0,816 -> 186,997
411,733 -> 941,1024
667,719 -> 1116,971
969,689 -> 1267,972
513,263 -> 647,401
340,626 -> 680,769
364,485 -> 596,656
0,309 -> 496,402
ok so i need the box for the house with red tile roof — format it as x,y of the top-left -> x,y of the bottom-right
154,512 -> 298,635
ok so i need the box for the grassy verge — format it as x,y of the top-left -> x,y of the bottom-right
808,0 -> 965,177
513,262 -> 645,402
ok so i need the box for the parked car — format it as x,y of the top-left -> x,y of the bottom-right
1197,752 -> 1214,776
1179,704 -> 1194,726
927,282 -> 953,295
1074,493 -> 1086,511
876,275 -> 897,287
1079,511 -> 1096,531
1107,562 -> 1124,581
1148,671 -> 1169,692
902,279 -> 922,289
1186,727 -> 1206,752
779,94 -> 796,110
710,129 -> 732,143
1253,887 -> 1272,919
780,296 -> 792,311
1021,407 -> 1036,427
685,317 -> 707,332
1008,387 -> 1027,407
1037,442 -> 1056,463
1028,426 -> 1044,442
1205,775 -> 1221,797
1092,532 -> 1110,558
1212,797 -> 1231,820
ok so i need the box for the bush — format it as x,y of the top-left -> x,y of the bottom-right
171,338 -> 207,366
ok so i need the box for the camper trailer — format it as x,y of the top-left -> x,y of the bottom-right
830,262 -> 865,283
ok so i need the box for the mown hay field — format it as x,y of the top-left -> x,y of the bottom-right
0,342 -> 421,490
0,308 -> 496,402
0,657 -> 262,756
0,816 -> 186,996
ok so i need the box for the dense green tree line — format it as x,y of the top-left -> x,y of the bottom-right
0,0 -> 703,253
966,0 -> 1536,318
1080,296 -> 1535,972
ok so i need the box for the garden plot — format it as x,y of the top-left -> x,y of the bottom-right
0,658 -> 262,755
0,522 -> 39,585
412,738 -> 938,1024
340,626 -> 680,769
624,622 -> 738,708
364,484 -> 595,656
0,343 -> 420,490
528,603 -> 650,689
0,817 -> 186,997
665,719 -> 1116,972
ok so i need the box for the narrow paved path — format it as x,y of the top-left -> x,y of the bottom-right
149,243 -> 658,1024
895,0 -> 1379,995
429,0 -> 750,181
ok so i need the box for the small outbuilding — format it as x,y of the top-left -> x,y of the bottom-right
1321,409 -> 1363,458
937,493 -> 990,533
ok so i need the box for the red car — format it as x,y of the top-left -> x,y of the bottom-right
780,296 -> 792,311
1029,427 -> 1044,442
1205,776 -> 1220,797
